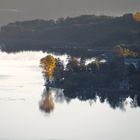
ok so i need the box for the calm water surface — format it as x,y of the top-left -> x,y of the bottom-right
0,51 -> 140,140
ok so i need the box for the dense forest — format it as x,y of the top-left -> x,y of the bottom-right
0,13 -> 140,56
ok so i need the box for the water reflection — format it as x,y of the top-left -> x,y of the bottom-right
63,88 -> 140,109
1,51 -> 140,140
40,86 -> 140,114
39,88 -> 54,113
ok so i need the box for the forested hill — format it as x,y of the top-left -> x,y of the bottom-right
0,13 -> 140,54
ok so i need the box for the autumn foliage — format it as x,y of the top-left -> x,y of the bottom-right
133,12 -> 140,22
113,46 -> 137,57
40,55 -> 56,80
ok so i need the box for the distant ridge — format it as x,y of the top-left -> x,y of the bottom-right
0,13 -> 140,56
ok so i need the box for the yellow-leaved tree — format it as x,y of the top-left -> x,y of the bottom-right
113,46 -> 137,57
133,12 -> 140,22
40,55 -> 56,81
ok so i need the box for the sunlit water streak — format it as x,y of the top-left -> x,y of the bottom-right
0,51 -> 140,140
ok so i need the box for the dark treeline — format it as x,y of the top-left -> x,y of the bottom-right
0,13 -> 140,57
40,54 -> 140,97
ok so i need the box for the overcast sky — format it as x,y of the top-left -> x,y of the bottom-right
0,0 -> 140,26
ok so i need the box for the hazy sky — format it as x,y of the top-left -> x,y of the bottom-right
0,0 -> 140,25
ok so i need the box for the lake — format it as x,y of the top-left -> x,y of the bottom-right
0,51 -> 140,140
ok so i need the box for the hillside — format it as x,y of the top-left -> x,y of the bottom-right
0,13 -> 140,56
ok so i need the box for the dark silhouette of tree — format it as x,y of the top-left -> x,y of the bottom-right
66,57 -> 80,72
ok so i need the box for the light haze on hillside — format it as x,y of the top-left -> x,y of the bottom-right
0,0 -> 140,25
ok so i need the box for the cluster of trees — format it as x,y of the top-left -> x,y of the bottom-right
40,53 -> 140,92
40,55 -> 101,80
40,55 -> 122,89
40,55 -> 64,84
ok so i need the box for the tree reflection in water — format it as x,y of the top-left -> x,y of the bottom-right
39,86 -> 140,114
39,88 -> 54,113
